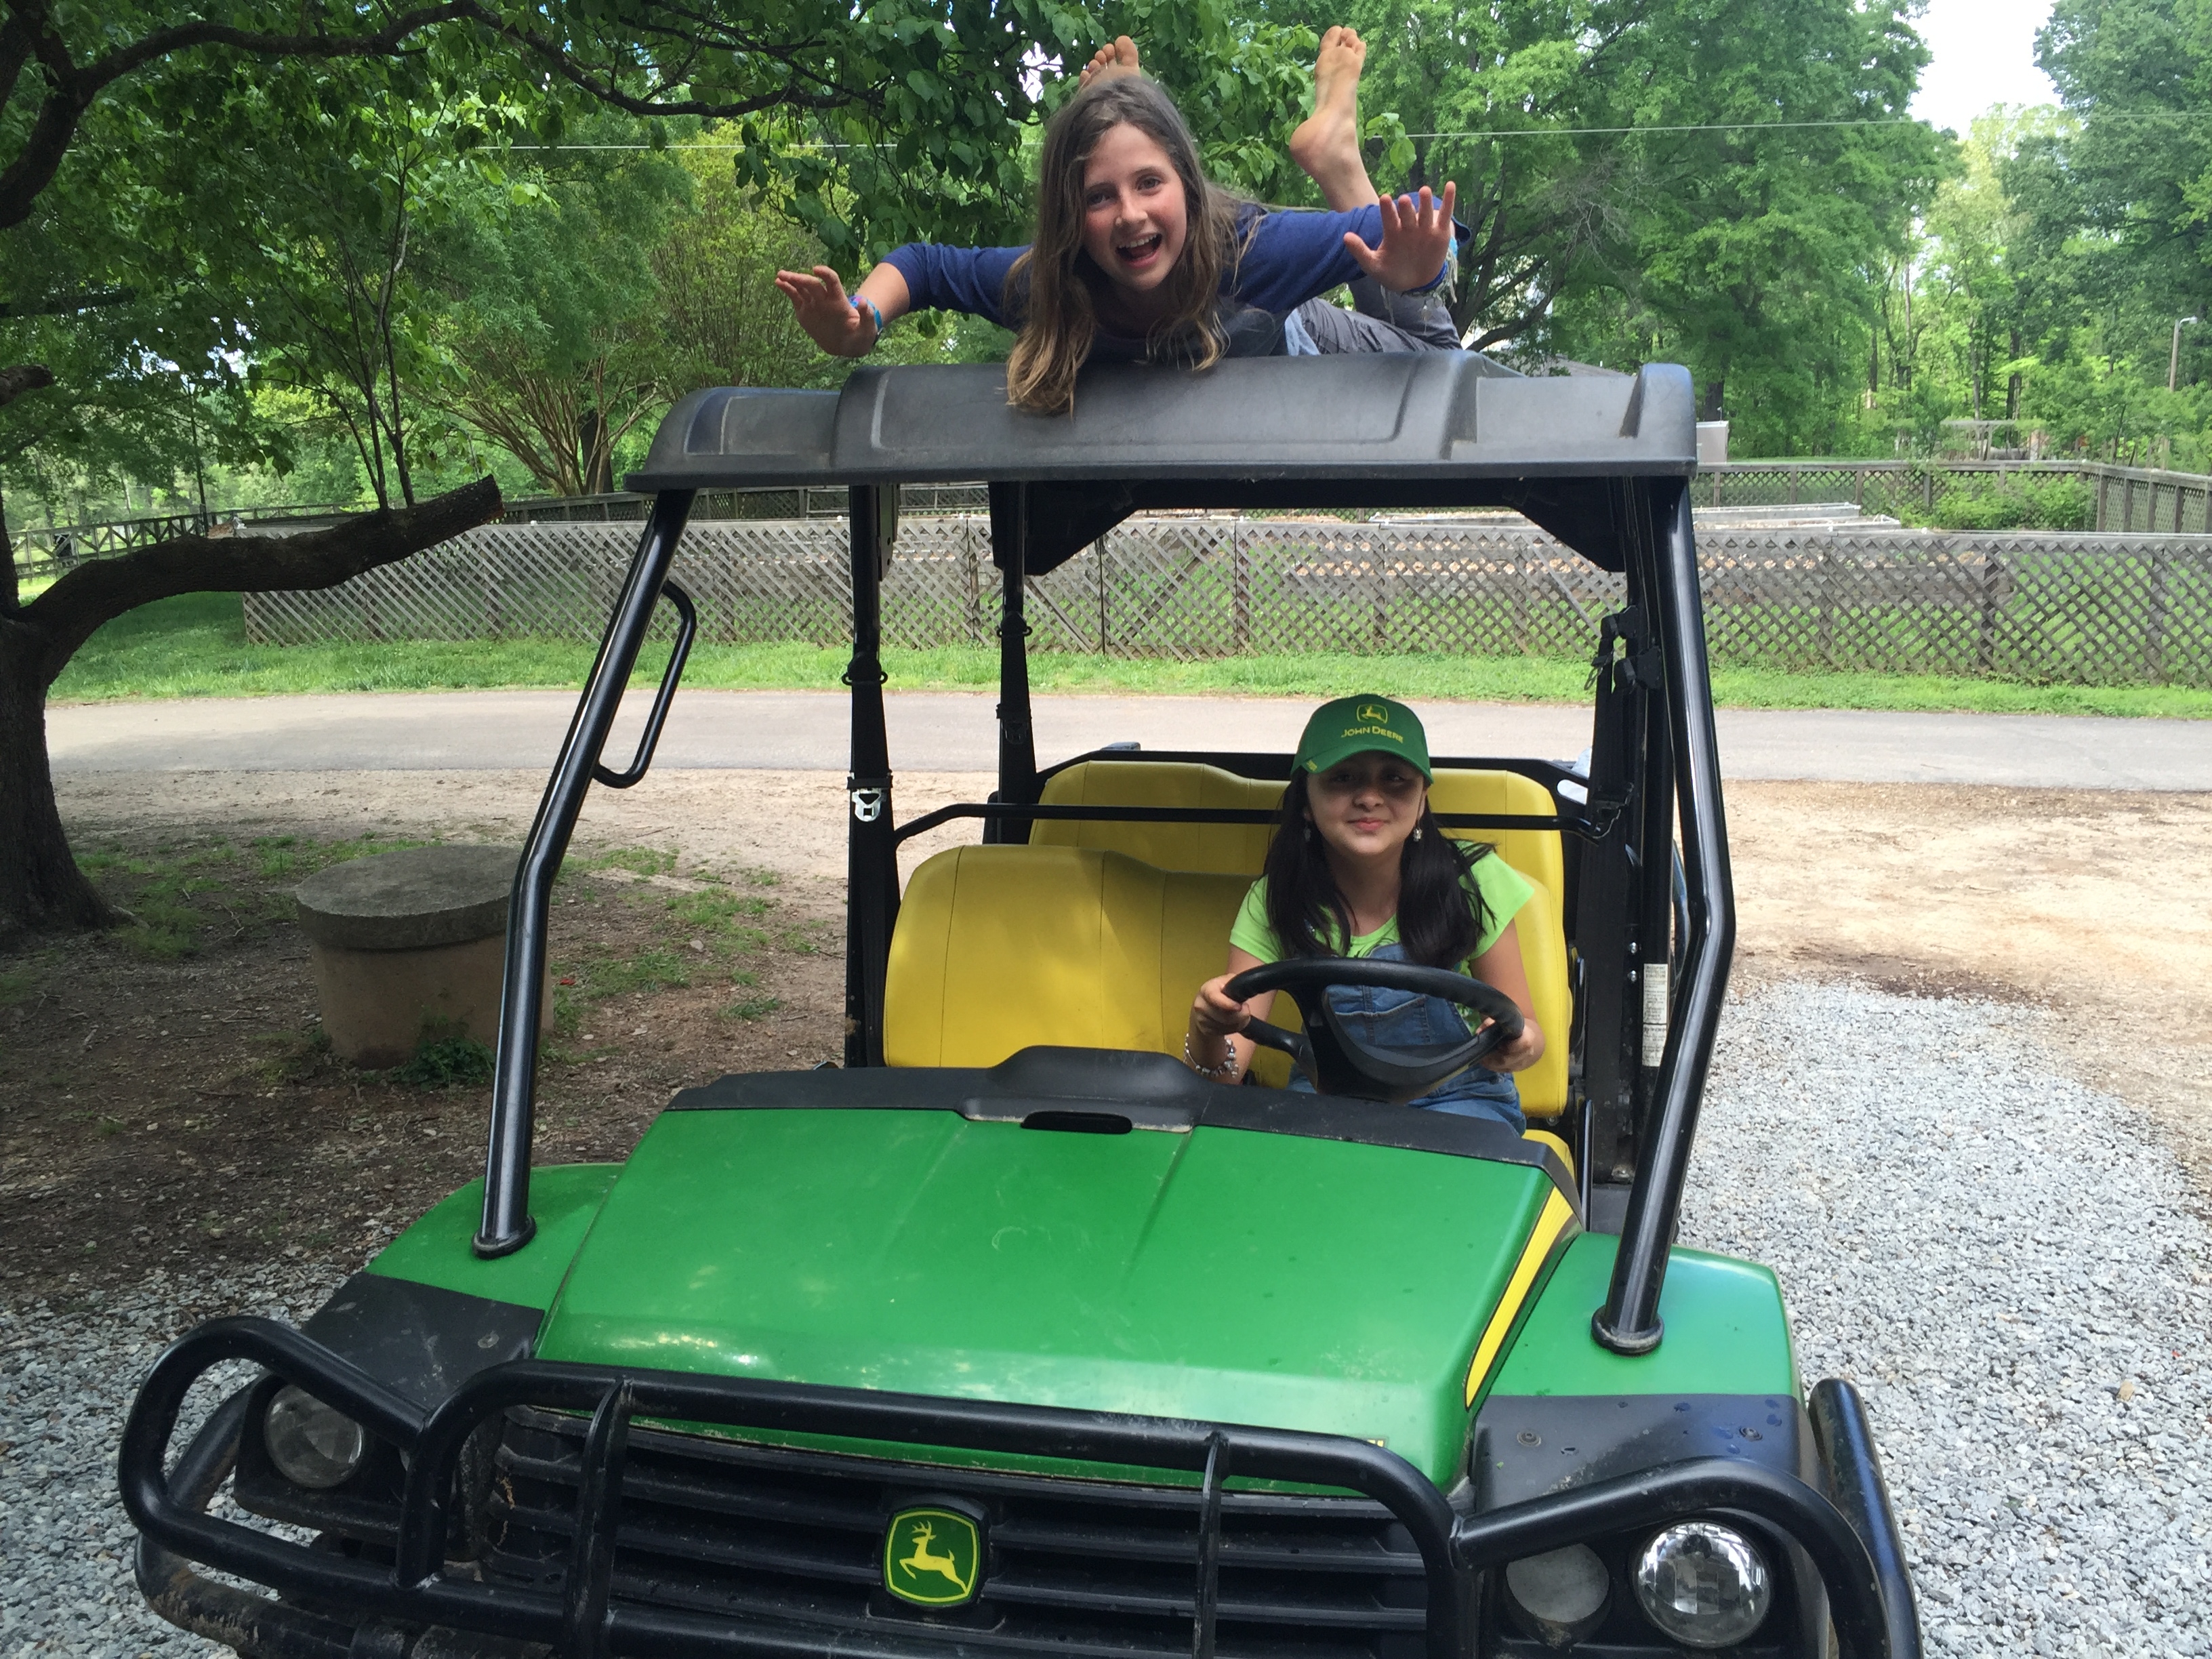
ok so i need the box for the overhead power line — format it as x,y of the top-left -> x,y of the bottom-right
1412,108 -> 2202,140
510,120 -> 1915,150
1406,117 -> 1921,138
501,106 -> 2199,152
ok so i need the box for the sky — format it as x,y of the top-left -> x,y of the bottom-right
1910,0 -> 2062,135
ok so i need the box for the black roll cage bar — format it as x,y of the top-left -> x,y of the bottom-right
470,360 -> 1730,1359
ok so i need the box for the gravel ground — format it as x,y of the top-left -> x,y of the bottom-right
1683,981 -> 2212,1658
3,982 -> 2207,1657
0,1263 -> 342,1658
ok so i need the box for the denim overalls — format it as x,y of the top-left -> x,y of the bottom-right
1279,942 -> 1526,1132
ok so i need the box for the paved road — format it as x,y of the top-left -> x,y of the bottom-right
44,689 -> 2212,789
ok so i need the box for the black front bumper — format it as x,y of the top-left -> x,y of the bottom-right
121,1317 -> 1920,1659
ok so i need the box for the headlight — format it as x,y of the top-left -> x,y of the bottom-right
1502,1542 -> 1610,1646
1633,1521 -> 1772,1649
262,1385 -> 367,1489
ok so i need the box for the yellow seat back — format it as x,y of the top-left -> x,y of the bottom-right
1504,881 -> 1569,1117
1033,760 -> 1566,922
885,846 -> 1248,1067
1031,760 -> 1276,874
886,844 -> 1570,1117
1425,770 -> 1565,927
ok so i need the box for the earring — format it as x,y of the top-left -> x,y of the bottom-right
1412,826 -> 1424,842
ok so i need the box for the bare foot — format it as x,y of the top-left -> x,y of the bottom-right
1078,36 -> 1142,91
1288,25 -> 1379,209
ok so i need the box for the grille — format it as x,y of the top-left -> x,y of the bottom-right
487,1406 -> 1430,1659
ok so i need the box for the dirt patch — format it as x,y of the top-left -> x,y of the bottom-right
1725,780 -> 2212,1193
47,767 -> 997,892
9,769 -> 2208,1305
1744,945 -> 2048,1008
5,766 -> 1000,1306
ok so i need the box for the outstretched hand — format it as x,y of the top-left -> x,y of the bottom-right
1343,182 -> 1457,294
775,264 -> 876,357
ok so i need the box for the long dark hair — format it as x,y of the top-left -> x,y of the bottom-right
1003,76 -> 1249,415
1262,773 -> 1493,968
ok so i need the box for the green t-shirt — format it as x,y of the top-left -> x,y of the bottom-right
1229,853 -> 1535,968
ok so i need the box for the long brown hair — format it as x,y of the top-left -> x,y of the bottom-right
1004,76 -> 1248,415
1262,773 -> 1494,970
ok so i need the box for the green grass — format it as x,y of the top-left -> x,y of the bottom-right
1700,668 -> 2212,717
574,845 -> 680,878
573,946 -> 694,998
390,1032 -> 496,1088
70,831 -> 432,960
42,590 -> 2212,719
545,862 -> 787,1042
253,1026 -> 335,1086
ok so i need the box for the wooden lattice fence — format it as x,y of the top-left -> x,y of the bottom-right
240,517 -> 2212,687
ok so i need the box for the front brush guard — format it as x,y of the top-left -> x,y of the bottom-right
121,1317 -> 1919,1659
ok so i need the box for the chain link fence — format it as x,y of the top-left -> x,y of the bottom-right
241,515 -> 2212,688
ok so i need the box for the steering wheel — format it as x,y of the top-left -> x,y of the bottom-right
1224,958 -> 1525,1106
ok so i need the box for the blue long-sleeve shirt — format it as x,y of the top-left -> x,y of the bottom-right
880,204 -> 1437,332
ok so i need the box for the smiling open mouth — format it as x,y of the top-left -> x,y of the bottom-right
1115,233 -> 1163,267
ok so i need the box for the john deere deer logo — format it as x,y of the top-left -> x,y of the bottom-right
1357,701 -> 1389,723
882,1507 -> 982,1607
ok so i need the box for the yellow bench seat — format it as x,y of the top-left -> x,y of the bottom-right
886,845 -> 1570,1118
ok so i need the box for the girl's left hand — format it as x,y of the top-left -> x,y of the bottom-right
1343,182 -> 1457,295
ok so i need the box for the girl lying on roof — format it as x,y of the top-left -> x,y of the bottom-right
775,37 -> 1460,415
1075,26 -> 1462,357
1183,696 -> 1547,1132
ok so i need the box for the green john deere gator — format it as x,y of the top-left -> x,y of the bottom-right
121,355 -> 1921,1659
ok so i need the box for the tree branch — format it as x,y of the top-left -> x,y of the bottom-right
0,71 -> 85,231
0,362 -> 53,407
0,287 -> 136,318
0,11 -> 30,113
23,474 -> 501,682
489,26 -> 865,122
0,0 -> 473,229
77,1 -> 476,99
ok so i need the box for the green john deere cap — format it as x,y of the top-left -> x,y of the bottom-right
1294,695 -> 1432,779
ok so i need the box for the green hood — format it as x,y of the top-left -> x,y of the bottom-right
529,1108 -> 1563,1485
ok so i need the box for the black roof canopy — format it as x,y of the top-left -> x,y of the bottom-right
627,357 -> 1698,572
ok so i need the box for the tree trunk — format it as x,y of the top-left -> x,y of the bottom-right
580,407 -> 612,495
0,475 -> 502,937
0,621 -> 110,931
0,360 -> 98,930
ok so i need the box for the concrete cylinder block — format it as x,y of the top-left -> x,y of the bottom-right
294,844 -> 549,1069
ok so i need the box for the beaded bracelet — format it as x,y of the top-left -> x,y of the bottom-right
1183,1031 -> 1241,1082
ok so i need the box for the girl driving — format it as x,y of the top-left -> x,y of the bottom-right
1185,696 -> 1547,1130
775,71 -> 1457,413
